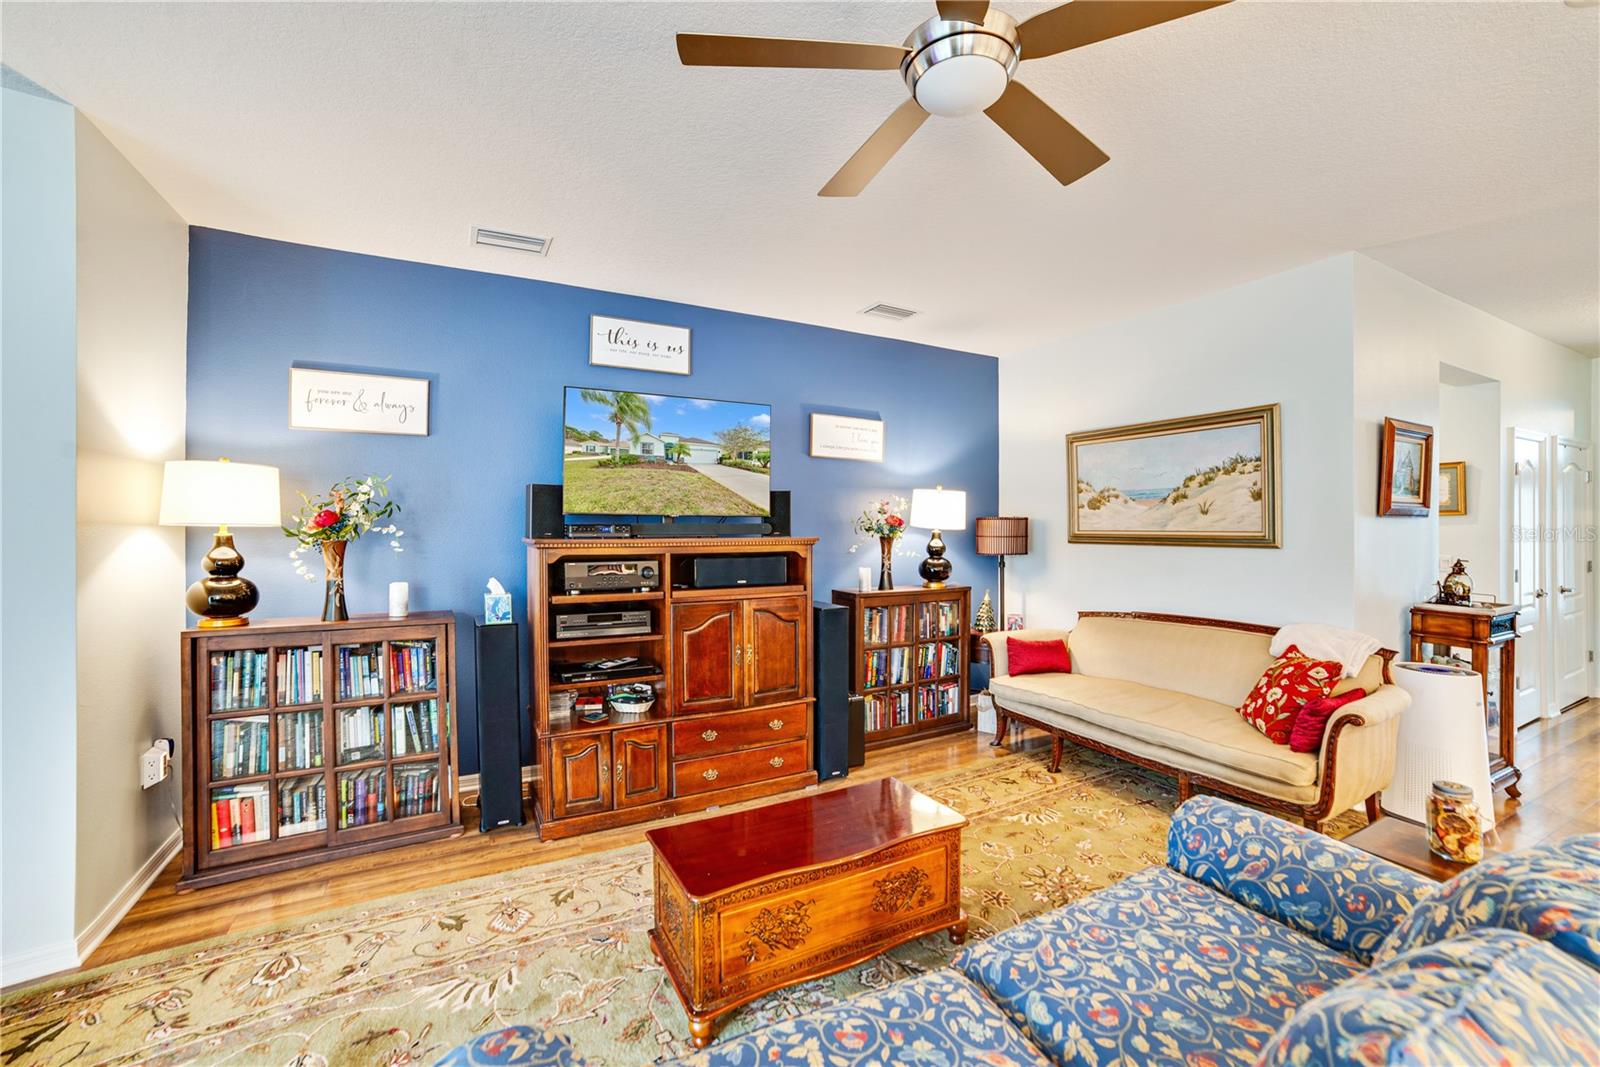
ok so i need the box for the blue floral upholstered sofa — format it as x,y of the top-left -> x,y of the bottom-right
438,797 -> 1600,1067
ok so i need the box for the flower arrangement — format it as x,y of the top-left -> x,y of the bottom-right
284,475 -> 403,582
853,496 -> 909,540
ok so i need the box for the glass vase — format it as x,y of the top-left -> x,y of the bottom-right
321,541 -> 349,622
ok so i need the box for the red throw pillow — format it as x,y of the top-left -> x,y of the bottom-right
1236,644 -> 1341,745
1288,688 -> 1368,753
1007,636 -> 1071,676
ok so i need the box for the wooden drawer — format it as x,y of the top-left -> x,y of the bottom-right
673,704 -> 807,759
673,740 -> 808,797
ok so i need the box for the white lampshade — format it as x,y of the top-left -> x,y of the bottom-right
910,486 -> 967,531
159,460 -> 281,528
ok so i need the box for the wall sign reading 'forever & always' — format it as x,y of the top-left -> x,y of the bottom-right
289,368 -> 430,436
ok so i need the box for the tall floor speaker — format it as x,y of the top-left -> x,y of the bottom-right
474,619 -> 527,831
813,602 -> 850,780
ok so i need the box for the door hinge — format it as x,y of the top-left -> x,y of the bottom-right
1590,650 -> 1596,664
1589,560 -> 1594,574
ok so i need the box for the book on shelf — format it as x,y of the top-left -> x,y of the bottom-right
915,641 -> 962,680
337,645 -> 385,699
276,646 -> 324,705
389,640 -> 437,694
395,766 -> 440,818
339,705 -> 386,762
210,783 -> 271,850
277,776 -> 326,836
393,700 -> 440,755
339,768 -> 387,828
917,679 -> 961,721
210,649 -> 269,711
211,716 -> 270,778
863,689 -> 913,732
276,711 -> 325,770
917,600 -> 961,640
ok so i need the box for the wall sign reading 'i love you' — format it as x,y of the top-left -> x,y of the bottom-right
289,368 -> 430,436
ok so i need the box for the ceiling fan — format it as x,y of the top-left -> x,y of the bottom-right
677,1 -> 1230,196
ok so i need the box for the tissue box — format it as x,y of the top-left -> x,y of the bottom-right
484,593 -> 513,624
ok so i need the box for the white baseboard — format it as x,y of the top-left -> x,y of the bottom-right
0,940 -> 82,990
74,827 -> 182,963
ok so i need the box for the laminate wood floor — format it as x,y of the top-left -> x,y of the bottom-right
74,698 -> 1600,976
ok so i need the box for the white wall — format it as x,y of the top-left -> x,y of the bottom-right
999,256 -> 1357,631
73,114 -> 188,954
1437,374 -> 1502,597
1353,255 -> 1594,651
1,82 -> 80,984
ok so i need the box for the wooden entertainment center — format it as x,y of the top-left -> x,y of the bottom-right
525,536 -> 819,839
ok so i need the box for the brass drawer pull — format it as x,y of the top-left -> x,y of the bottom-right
702,768 -> 719,781
769,756 -> 785,768
768,719 -> 785,730
701,729 -> 719,742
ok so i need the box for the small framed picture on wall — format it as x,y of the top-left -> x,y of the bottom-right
1378,417 -> 1434,516
1005,613 -> 1025,631
1438,460 -> 1466,516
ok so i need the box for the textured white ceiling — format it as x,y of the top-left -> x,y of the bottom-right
3,1 -> 1596,356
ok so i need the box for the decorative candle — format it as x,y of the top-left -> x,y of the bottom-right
858,566 -> 872,592
388,581 -> 409,618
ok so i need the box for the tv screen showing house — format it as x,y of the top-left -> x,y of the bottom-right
562,387 -> 772,517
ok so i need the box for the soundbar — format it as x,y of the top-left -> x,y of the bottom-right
630,521 -> 771,538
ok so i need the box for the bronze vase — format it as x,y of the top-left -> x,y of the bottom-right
878,536 -> 895,590
321,540 -> 349,622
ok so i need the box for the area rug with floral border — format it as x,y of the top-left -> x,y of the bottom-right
1,744 -> 1364,1067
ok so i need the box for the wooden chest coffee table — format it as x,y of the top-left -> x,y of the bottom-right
646,777 -> 968,1047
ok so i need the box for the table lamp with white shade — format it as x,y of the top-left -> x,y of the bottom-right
910,485 -> 966,588
160,458 -> 281,628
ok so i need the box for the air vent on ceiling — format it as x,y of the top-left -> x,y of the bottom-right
861,303 -> 918,321
472,227 -> 552,257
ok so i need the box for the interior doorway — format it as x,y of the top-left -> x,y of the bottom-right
1554,438 -> 1594,710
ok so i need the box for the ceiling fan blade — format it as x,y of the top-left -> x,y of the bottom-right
984,81 -> 1108,187
1017,1 -> 1231,60
935,1 -> 991,22
677,33 -> 909,70
819,99 -> 930,197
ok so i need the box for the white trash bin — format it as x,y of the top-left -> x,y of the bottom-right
1388,661 -> 1495,831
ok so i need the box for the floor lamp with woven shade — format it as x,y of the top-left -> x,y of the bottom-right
974,517 -> 1029,628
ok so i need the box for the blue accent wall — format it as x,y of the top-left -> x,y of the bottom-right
187,228 -> 999,773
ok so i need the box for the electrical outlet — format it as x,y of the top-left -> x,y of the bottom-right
140,740 -> 173,789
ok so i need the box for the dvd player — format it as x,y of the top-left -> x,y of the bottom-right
554,656 -> 658,684
555,610 -> 651,640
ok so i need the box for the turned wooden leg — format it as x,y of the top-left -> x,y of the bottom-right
1176,772 -> 1193,803
989,713 -> 1009,747
1506,779 -> 1522,799
648,933 -> 663,965
687,1012 -> 717,1049
1365,793 -> 1382,823
1048,735 -> 1064,773
948,913 -> 970,945
1303,817 -> 1322,833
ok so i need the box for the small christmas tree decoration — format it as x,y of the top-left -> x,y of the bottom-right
975,589 -> 997,633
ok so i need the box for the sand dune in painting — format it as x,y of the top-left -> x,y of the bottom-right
1076,456 -> 1264,533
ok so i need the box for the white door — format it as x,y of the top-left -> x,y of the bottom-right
1554,439 -> 1593,709
1510,430 -> 1549,726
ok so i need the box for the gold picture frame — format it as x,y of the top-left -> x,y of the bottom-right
1066,404 -> 1282,548
1438,460 -> 1466,516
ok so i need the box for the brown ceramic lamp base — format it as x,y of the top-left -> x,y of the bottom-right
185,528 -> 261,627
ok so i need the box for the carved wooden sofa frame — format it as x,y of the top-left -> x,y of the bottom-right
985,612 -> 1397,833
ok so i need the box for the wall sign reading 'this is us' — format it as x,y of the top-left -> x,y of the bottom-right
289,368 -> 430,436
589,314 -> 691,375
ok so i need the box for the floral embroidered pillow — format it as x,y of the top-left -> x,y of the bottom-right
1237,644 -> 1341,745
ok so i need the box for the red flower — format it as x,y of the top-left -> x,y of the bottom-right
310,509 -> 340,530
887,515 -> 904,528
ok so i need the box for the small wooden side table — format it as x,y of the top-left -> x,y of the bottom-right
970,628 -> 991,666
1341,816 -> 1482,882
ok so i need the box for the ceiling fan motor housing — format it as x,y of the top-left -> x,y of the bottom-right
902,10 -> 1022,118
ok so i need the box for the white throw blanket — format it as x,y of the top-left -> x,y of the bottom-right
1270,623 -> 1381,679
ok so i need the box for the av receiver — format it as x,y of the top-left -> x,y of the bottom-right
555,610 -> 651,640
562,560 -> 659,594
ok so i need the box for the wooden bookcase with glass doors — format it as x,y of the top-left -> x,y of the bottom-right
179,612 -> 459,889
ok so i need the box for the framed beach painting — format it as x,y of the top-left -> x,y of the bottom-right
1066,404 -> 1282,548
1378,417 -> 1434,516
1437,460 -> 1466,516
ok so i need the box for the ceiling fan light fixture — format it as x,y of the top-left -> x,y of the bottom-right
901,11 -> 1021,117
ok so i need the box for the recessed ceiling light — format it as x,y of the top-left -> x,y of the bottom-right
472,227 -> 552,257
861,303 -> 918,321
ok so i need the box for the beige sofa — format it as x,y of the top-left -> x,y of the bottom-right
983,612 -> 1407,830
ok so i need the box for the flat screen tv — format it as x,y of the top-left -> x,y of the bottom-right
563,386 -> 771,517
